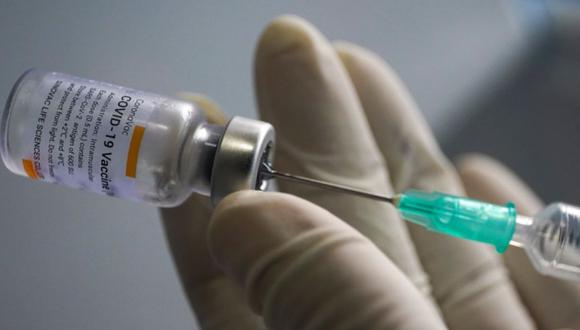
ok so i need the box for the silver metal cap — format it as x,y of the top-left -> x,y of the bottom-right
210,117 -> 275,205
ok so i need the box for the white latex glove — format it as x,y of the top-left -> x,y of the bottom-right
160,15 -> 580,329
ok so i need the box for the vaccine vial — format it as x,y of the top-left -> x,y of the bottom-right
1,69 -> 275,207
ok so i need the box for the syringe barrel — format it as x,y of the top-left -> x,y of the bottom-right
522,203 -> 580,281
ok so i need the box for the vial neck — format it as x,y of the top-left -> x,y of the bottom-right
180,123 -> 225,196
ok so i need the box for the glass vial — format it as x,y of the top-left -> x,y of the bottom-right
1,69 -> 274,207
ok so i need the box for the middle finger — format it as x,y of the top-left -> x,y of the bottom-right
336,42 -> 534,329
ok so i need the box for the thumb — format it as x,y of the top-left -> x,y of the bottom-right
208,191 -> 444,330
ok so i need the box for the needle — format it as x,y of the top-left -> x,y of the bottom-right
260,163 -> 396,204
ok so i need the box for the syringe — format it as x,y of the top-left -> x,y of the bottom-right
261,164 -> 580,282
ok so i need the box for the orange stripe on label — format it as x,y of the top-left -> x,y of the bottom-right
125,125 -> 145,178
22,159 -> 40,180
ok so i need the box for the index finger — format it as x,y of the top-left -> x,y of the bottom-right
254,16 -> 429,292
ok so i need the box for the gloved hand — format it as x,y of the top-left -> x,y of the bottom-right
160,15 -> 580,329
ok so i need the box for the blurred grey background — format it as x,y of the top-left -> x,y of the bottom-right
0,1 -> 578,329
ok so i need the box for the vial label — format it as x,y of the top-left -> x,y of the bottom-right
15,72 -> 159,197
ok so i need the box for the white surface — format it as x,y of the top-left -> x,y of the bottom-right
0,1 -> 531,329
